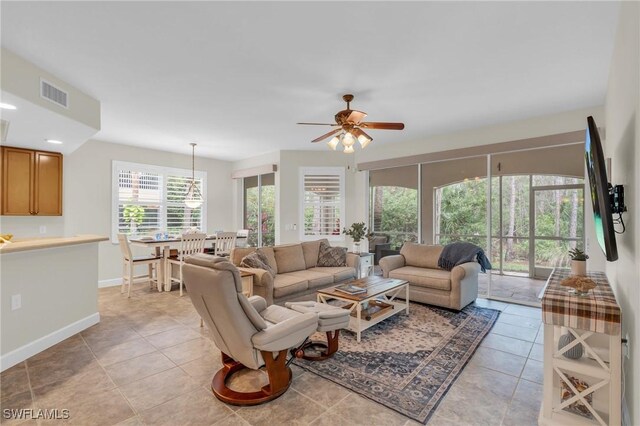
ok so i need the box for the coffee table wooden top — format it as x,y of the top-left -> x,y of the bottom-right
318,276 -> 408,301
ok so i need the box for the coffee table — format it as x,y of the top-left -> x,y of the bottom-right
317,276 -> 409,342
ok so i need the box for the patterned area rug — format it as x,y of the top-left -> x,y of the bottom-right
293,302 -> 500,424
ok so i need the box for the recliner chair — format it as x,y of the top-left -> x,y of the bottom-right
182,254 -> 318,405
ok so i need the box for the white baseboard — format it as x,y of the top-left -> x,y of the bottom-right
98,278 -> 122,288
1,312 -> 100,372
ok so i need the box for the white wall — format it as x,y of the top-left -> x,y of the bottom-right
1,139 -> 235,282
356,106 -> 604,164
603,3 -> 640,424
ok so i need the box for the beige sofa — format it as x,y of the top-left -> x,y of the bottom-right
380,242 -> 479,310
230,239 -> 358,305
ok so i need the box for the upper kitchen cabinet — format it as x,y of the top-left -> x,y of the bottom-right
1,146 -> 62,216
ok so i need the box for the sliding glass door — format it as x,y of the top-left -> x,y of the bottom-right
369,166 -> 419,248
243,173 -> 275,247
532,180 -> 584,278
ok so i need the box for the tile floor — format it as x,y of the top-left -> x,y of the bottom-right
0,285 -> 545,426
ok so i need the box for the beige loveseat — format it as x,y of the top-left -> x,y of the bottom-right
230,239 -> 358,305
380,242 -> 479,310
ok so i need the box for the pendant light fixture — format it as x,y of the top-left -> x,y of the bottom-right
185,143 -> 203,208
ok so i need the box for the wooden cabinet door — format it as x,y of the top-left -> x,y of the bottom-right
34,151 -> 63,215
1,147 -> 34,215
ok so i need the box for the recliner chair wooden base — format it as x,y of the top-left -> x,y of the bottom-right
293,330 -> 340,361
212,350 -> 292,406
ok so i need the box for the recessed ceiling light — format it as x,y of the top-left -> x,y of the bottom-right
0,103 -> 17,110
45,139 -> 63,144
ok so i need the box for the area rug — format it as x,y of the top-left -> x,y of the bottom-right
293,302 -> 500,424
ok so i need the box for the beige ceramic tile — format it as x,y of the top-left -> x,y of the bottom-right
144,325 -> 203,349
118,367 -> 201,412
130,315 -> 184,337
139,388 -> 232,425
291,372 -> 350,409
160,337 -> 217,365
92,337 -> 157,367
480,332 -> 534,357
496,312 -> 541,329
521,358 -> 544,384
502,379 -> 543,426
529,343 -> 544,362
213,413 -> 251,425
0,362 -> 30,399
0,390 -> 34,425
502,304 -> 542,319
236,389 -> 326,426
81,325 -> 142,352
309,393 -> 406,426
178,352 -> 223,388
38,388 -> 134,426
490,322 -> 539,342
468,346 -> 527,377
104,351 -> 175,386
32,364 -> 116,408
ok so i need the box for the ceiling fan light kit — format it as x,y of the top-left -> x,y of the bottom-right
298,94 -> 404,154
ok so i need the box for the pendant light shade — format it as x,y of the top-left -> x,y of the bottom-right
185,143 -> 203,208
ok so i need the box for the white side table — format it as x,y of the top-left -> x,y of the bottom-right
352,252 -> 374,278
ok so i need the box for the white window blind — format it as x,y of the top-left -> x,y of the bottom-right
112,161 -> 206,242
300,167 -> 345,241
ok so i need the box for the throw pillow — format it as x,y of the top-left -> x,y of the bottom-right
240,251 -> 275,277
317,241 -> 347,267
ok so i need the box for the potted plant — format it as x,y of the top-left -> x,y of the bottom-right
342,222 -> 368,253
569,248 -> 588,276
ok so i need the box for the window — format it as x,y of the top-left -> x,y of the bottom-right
300,167 -> 345,241
112,161 -> 206,242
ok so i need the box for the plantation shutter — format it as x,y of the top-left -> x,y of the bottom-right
301,167 -> 345,240
166,175 -> 204,233
116,170 -> 163,236
112,161 -> 207,242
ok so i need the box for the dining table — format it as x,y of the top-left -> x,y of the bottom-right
129,235 -> 244,292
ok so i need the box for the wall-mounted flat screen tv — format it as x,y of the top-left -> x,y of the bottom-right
585,116 -> 618,261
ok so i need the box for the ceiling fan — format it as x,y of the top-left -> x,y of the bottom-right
297,94 -> 405,153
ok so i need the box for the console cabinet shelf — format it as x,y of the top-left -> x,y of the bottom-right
1,146 -> 63,216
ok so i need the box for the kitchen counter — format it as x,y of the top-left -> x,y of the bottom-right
0,234 -> 108,254
1,234 -> 106,371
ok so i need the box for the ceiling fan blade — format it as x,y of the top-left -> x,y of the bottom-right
352,128 -> 373,140
297,122 -> 339,126
360,122 -> 405,130
347,110 -> 367,124
311,128 -> 342,143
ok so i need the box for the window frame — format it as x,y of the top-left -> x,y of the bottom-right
111,160 -> 207,243
299,166 -> 345,242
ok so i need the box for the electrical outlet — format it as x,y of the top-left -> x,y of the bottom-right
11,294 -> 21,310
39,225 -> 46,234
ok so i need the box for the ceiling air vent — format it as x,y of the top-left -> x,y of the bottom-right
40,79 -> 68,108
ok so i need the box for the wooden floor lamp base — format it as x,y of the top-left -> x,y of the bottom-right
211,351 -> 292,406
293,330 -> 340,361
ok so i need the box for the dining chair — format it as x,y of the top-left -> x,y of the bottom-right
167,232 -> 207,296
236,229 -> 249,248
215,231 -> 237,256
117,234 -> 162,298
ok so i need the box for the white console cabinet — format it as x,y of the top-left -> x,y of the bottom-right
539,270 -> 621,426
